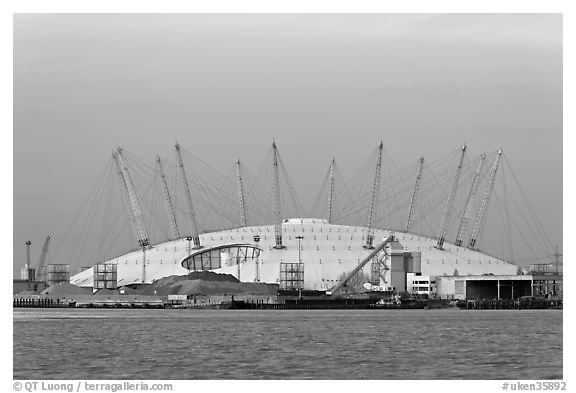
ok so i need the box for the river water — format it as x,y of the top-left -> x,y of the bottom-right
13,309 -> 562,380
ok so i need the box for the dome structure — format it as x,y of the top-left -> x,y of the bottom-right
70,218 -> 516,290
68,142 -> 532,292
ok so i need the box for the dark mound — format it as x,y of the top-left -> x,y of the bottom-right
17,290 -> 40,296
136,271 -> 275,296
117,286 -> 139,295
185,271 -> 240,283
148,271 -> 238,288
41,283 -> 93,296
93,288 -> 117,296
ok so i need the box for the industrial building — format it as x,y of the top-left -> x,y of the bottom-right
413,262 -> 563,300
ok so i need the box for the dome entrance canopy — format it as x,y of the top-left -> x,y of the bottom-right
182,243 -> 262,271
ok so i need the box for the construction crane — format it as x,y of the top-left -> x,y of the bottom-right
36,235 -> 51,282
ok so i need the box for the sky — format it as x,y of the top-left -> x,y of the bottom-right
12,14 -> 562,276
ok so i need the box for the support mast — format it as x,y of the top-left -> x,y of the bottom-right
436,144 -> 467,249
114,149 -> 150,249
365,142 -> 383,249
236,158 -> 247,227
328,158 -> 335,224
272,140 -> 285,249
175,143 -> 201,249
468,149 -> 502,249
156,156 -> 180,240
455,153 -> 486,247
405,156 -> 424,233
113,152 -> 137,239
114,148 -> 150,283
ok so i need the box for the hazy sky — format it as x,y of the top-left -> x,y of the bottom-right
13,14 -> 562,275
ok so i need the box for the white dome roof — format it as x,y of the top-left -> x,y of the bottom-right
71,219 -> 516,290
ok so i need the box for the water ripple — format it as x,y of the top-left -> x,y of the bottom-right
13,309 -> 562,380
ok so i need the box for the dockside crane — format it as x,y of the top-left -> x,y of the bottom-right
36,235 -> 51,282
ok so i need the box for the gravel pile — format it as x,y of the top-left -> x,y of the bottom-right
41,283 -> 92,296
